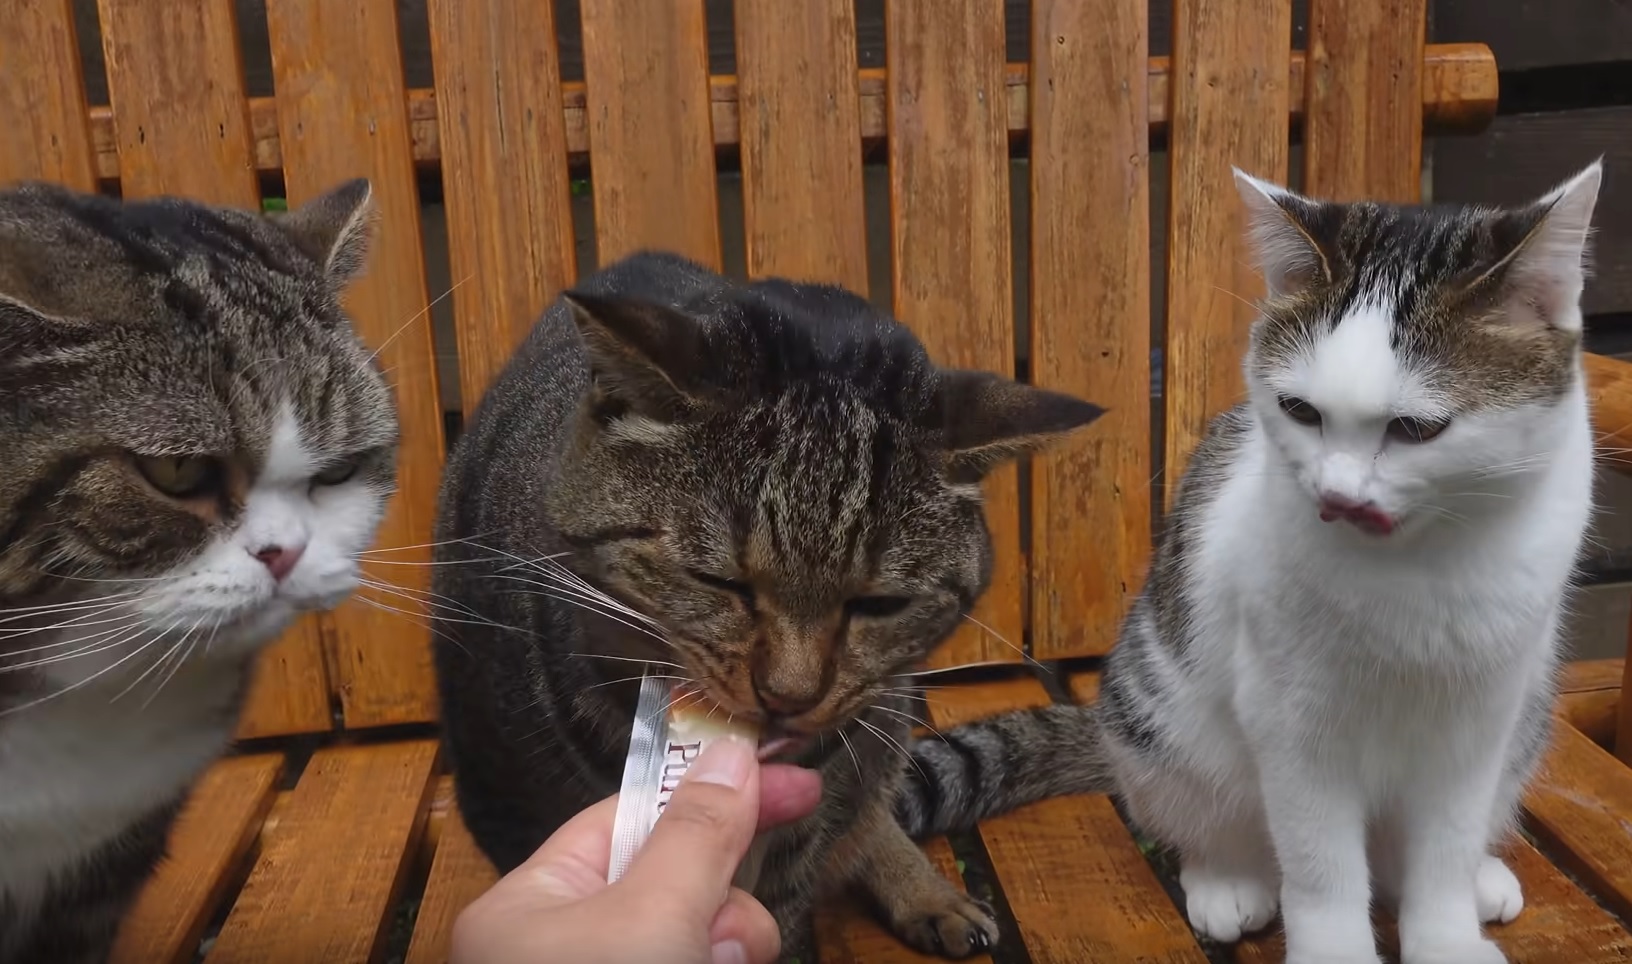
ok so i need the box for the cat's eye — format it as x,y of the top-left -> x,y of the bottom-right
687,569 -> 755,604
1277,395 -> 1322,427
1386,415 -> 1451,444
311,458 -> 361,487
135,455 -> 221,499
845,596 -> 913,619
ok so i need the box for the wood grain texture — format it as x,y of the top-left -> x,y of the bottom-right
1621,641 -> 1632,765
0,0 -> 97,189
1587,352 -> 1632,477
928,683 -> 1202,962
209,741 -> 440,963
1068,671 -> 1101,704
1028,0 -> 1152,660
79,46 -> 1499,184
579,0 -> 721,268
95,0 -> 335,738
265,0 -> 445,727
109,754 -> 284,964
816,838 -> 989,964
427,0 -> 578,413
1556,657 -> 1623,750
733,0 -> 867,290
1235,838 -> 1632,962
1523,722 -> 1632,922
887,0 -> 1021,668
1162,0 -> 1292,490
1300,0 -> 1426,203
1433,110 -> 1632,317
404,807 -> 500,964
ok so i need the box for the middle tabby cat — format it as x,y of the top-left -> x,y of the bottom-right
431,252 -> 1106,959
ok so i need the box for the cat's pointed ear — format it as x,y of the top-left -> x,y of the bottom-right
0,294 -> 94,372
1478,159 -> 1602,334
1233,167 -> 1333,297
939,370 -> 1104,481
562,291 -> 710,421
278,178 -> 376,288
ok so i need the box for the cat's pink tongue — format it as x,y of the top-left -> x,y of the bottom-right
1318,497 -> 1396,536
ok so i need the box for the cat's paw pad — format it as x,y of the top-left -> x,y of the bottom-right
891,891 -> 1000,960
1179,865 -> 1279,942
1476,856 -> 1524,924
1403,936 -> 1507,964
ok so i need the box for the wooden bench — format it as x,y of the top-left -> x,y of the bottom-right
4,0 -> 1631,961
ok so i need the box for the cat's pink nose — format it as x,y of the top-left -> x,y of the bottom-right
252,543 -> 306,582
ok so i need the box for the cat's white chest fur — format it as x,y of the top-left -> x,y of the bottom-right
0,652 -> 242,918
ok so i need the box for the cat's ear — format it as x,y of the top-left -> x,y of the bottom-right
562,291 -> 710,421
0,294 -> 94,372
278,178 -> 376,288
1475,159 -> 1602,334
1233,168 -> 1334,297
939,370 -> 1104,481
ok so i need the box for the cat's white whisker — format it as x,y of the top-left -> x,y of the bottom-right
366,273 -> 473,366
959,613 -> 1043,669
857,717 -> 925,781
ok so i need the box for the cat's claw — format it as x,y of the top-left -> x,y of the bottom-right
893,891 -> 1000,960
1179,864 -> 1279,942
1476,855 -> 1524,924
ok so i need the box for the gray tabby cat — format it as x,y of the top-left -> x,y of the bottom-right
432,251 -> 1103,959
0,179 -> 398,963
1099,162 -> 1601,964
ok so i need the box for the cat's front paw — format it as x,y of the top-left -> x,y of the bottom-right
1402,936 -> 1507,964
889,888 -> 1000,959
1476,855 -> 1523,924
1179,863 -> 1279,941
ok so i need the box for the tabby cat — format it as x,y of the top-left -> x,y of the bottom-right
0,179 -> 397,963
432,251 -> 1103,959
1097,162 -> 1602,964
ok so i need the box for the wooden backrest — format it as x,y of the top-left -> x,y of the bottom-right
0,0 -> 1497,738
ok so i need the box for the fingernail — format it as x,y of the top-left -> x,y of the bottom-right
686,736 -> 754,791
711,940 -> 749,964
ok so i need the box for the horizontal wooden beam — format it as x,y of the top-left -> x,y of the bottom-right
82,43 -> 1496,183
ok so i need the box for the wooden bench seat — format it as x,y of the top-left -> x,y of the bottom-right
7,0 -> 1632,961
108,671 -> 1632,964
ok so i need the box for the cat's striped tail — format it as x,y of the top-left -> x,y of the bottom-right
893,702 -> 1110,840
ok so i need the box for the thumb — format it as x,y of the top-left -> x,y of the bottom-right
617,735 -> 761,917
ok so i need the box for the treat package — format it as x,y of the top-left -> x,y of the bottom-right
607,675 -> 768,890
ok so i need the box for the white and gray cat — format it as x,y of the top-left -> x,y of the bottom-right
1098,161 -> 1602,964
0,179 -> 397,963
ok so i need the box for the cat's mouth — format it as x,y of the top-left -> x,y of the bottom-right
1317,496 -> 1397,536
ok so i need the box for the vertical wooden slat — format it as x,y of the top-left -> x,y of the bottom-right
266,0 -> 445,727
404,808 -> 500,964
96,0 -> 333,737
734,0 -> 868,291
1028,0 -> 1152,659
427,0 -> 578,413
887,0 -> 1022,668
1301,0 -> 1427,203
579,0 -> 720,268
1618,612 -> 1632,765
1163,0 -> 1292,486
0,0 -> 97,190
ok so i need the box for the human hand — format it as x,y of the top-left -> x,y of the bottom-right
449,736 -> 823,964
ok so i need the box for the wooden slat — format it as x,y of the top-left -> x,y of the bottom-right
1587,352 -> 1632,475
928,682 -> 1205,962
404,807 -> 500,964
579,0 -> 720,267
1028,0 -> 1152,660
209,741 -> 440,963
1524,722 -> 1632,921
1301,0 -> 1426,202
815,838 -> 991,964
886,0 -> 1021,669
426,0 -> 578,413
1553,658 -> 1622,749
733,0 -> 868,291
1162,0 -> 1292,487
1621,643 -> 1632,765
1068,671 -> 1101,704
1234,839 -> 1632,963
109,754 -> 284,964
0,0 -> 97,189
265,0 -> 445,727
929,676 -> 1054,729
80,46 -> 1500,183
95,0 -> 334,738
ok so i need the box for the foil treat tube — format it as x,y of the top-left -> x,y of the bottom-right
607,675 -> 768,891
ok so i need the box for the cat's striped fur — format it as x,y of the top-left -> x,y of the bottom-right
431,252 -> 1105,961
